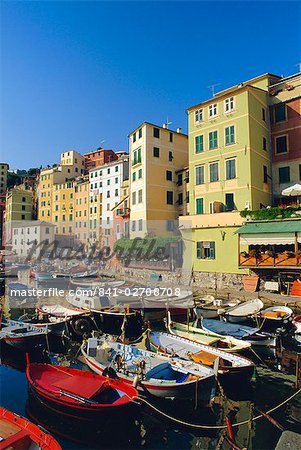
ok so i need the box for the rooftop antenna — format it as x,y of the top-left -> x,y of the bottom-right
208,83 -> 221,97
165,116 -> 172,129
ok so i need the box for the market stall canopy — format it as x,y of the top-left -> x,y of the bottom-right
237,220 -> 301,245
282,184 -> 301,196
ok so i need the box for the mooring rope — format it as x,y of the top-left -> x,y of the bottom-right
136,387 -> 301,430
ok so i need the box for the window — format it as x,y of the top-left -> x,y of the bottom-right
22,197 -> 26,202
226,159 -> 236,180
132,220 -> 136,231
225,97 -> 234,113
274,104 -> 286,122
279,166 -> 290,184
133,148 -> 142,165
195,135 -> 204,153
133,133 -> 136,143
169,151 -> 173,161
209,162 -> 219,182
178,193 -> 183,205
115,189 -> 118,196
115,166 -> 118,172
225,193 -> 235,211
177,173 -> 183,186
107,191 -> 110,198
138,189 -> 142,203
22,205 -> 25,211
132,192 -> 136,205
107,180 -> 110,185
196,165 -> 204,185
166,191 -> 173,205
132,172 -> 136,182
209,131 -> 218,150
262,108 -> 266,122
153,127 -> 160,138
196,198 -> 204,214
138,168 -> 142,179
169,133 -> 173,142
153,147 -> 160,157
225,125 -> 235,145
263,165 -> 268,184
167,220 -> 175,231
263,137 -> 267,151
195,109 -> 203,123
276,136 -> 288,154
166,170 -> 172,181
197,241 -> 215,259
138,219 -> 143,231
115,177 -> 118,183
209,103 -> 218,118
138,128 -> 142,138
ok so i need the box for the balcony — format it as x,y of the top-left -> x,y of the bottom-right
116,207 -> 130,217
239,250 -> 301,268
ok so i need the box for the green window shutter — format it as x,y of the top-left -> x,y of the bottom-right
138,148 -> 141,162
138,168 -> 142,178
209,131 -> 218,150
210,242 -> 215,259
226,126 -> 235,145
196,198 -> 204,214
132,172 -> 136,182
195,135 -> 203,153
196,166 -> 204,185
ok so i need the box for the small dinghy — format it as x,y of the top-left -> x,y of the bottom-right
202,318 -> 277,347
0,406 -> 61,450
26,358 -> 138,419
148,331 -> 254,383
81,337 -> 216,403
37,304 -> 88,320
194,296 -> 240,319
166,311 -> 250,352
223,299 -> 264,323
0,319 -> 49,350
70,278 -> 124,289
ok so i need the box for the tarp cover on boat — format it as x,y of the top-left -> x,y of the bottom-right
236,220 -> 301,245
202,319 -> 259,338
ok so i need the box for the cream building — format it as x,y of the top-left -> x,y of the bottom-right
128,122 -> 188,237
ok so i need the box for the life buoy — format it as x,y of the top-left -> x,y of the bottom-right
71,318 -> 91,336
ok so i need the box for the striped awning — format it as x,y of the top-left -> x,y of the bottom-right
240,233 -> 296,245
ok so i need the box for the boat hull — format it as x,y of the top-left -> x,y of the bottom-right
82,350 -> 215,403
2,333 -> 47,350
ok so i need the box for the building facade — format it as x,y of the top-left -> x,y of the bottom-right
269,72 -> 301,203
74,177 -> 89,245
84,148 -> 118,171
128,122 -> 188,238
11,221 -> 55,259
0,163 -> 9,195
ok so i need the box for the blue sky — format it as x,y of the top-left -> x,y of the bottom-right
1,1 -> 300,169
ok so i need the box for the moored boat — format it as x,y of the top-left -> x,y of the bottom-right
166,312 -> 250,352
223,299 -> 264,323
194,296 -> 241,319
0,319 -> 49,350
0,406 -> 61,450
26,358 -> 138,419
202,318 -> 277,347
81,337 -> 216,403
148,330 -> 254,383
255,306 -> 293,327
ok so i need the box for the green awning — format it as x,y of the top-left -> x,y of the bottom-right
237,220 -> 301,235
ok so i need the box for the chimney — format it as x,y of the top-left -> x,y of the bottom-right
162,123 -> 167,129
176,127 -> 182,133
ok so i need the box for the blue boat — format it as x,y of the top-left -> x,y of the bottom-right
201,319 -> 277,347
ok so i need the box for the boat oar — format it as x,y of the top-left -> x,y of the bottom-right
58,388 -> 96,405
254,407 -> 284,431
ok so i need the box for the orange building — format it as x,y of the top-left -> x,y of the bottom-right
84,148 -> 118,171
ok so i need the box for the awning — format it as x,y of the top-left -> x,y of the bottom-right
240,233 -> 296,245
237,221 -> 301,245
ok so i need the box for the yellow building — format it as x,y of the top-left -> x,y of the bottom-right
181,73 -> 281,276
5,187 -> 35,223
89,191 -> 102,244
52,181 -> 75,239
0,163 -> 9,195
74,177 -> 89,245
128,122 -> 188,237
38,150 -> 85,222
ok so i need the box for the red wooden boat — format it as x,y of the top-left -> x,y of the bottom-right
0,406 -> 61,450
26,357 -> 138,420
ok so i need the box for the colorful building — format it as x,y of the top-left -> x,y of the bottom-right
52,180 -> 75,246
84,148 -> 118,171
128,122 -> 188,238
269,72 -> 301,204
181,73 -> 282,275
11,221 -> 55,259
38,150 -> 84,222
0,163 -> 9,195
74,176 -> 89,246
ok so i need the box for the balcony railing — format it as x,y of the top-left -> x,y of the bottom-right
239,251 -> 301,268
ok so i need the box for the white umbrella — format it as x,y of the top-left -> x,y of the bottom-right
281,184 -> 301,196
